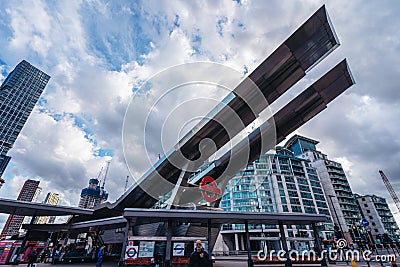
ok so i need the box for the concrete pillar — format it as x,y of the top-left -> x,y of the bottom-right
240,234 -> 245,251
235,233 -> 239,251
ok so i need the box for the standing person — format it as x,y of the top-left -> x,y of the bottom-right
189,240 -> 210,267
96,245 -> 106,267
39,249 -> 46,263
27,249 -> 38,267
52,247 -> 61,264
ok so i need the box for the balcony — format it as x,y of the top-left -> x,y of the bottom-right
328,168 -> 345,175
339,199 -> 357,205
336,192 -> 354,198
292,166 -> 305,173
340,206 -> 360,212
331,179 -> 350,186
330,174 -> 348,180
333,186 -> 352,193
372,197 -> 387,204
291,160 -> 303,167
325,160 -> 342,168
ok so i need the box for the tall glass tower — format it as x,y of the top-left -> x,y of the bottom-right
285,135 -> 362,242
0,60 -> 50,185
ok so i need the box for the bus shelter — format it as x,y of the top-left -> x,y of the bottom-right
122,208 -> 328,267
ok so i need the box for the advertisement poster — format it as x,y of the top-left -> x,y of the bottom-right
139,241 -> 155,258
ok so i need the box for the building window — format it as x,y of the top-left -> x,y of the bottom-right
364,204 -> 368,207
291,206 -> 302,212
286,183 -> 296,190
283,205 -> 289,212
290,198 -> 301,205
366,209 -> 370,213
369,216 -> 373,219
285,176 -> 295,183
374,229 -> 378,233
288,190 -> 298,197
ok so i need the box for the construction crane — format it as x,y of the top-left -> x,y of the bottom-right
379,170 -> 400,213
96,166 -> 104,180
101,161 -> 111,189
124,176 -> 129,192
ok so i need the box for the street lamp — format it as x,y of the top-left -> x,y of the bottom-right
328,195 -> 346,241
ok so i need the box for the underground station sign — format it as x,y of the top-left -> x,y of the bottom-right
125,245 -> 138,259
200,176 -> 221,202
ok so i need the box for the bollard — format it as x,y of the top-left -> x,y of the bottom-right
350,257 -> 357,267
391,260 -> 397,267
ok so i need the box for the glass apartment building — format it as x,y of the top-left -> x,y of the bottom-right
355,194 -> 400,237
0,60 -> 50,184
285,135 -> 361,242
219,147 -> 334,252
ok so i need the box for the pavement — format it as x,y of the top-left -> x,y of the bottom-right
2,260 -> 399,267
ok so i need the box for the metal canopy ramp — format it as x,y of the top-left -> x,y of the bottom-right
111,5 -> 341,211
181,59 -> 355,205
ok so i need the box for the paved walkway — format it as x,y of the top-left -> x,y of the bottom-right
3,260 -> 399,267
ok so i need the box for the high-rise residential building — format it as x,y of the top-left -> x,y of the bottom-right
355,194 -> 400,238
33,186 -> 42,202
34,192 -> 60,224
284,135 -> 361,242
20,186 -> 42,229
0,60 -> 50,185
0,179 -> 40,238
78,178 -> 108,209
218,147 -> 334,252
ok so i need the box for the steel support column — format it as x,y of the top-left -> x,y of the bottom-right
312,223 -> 327,267
245,220 -> 254,267
165,220 -> 173,267
279,221 -> 291,267
208,219 -> 213,267
20,212 -> 37,256
119,220 -> 130,267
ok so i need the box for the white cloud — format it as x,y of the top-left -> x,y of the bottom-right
0,0 -> 399,233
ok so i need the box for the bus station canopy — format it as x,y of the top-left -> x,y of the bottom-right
0,197 -> 93,216
123,208 -> 327,225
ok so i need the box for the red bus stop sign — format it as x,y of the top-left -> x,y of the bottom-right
200,176 -> 221,202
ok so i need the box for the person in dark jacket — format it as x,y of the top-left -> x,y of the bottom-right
27,249 -> 38,267
189,240 -> 210,267
96,245 -> 106,267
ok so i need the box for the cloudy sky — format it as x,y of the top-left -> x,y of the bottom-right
0,0 -> 399,228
